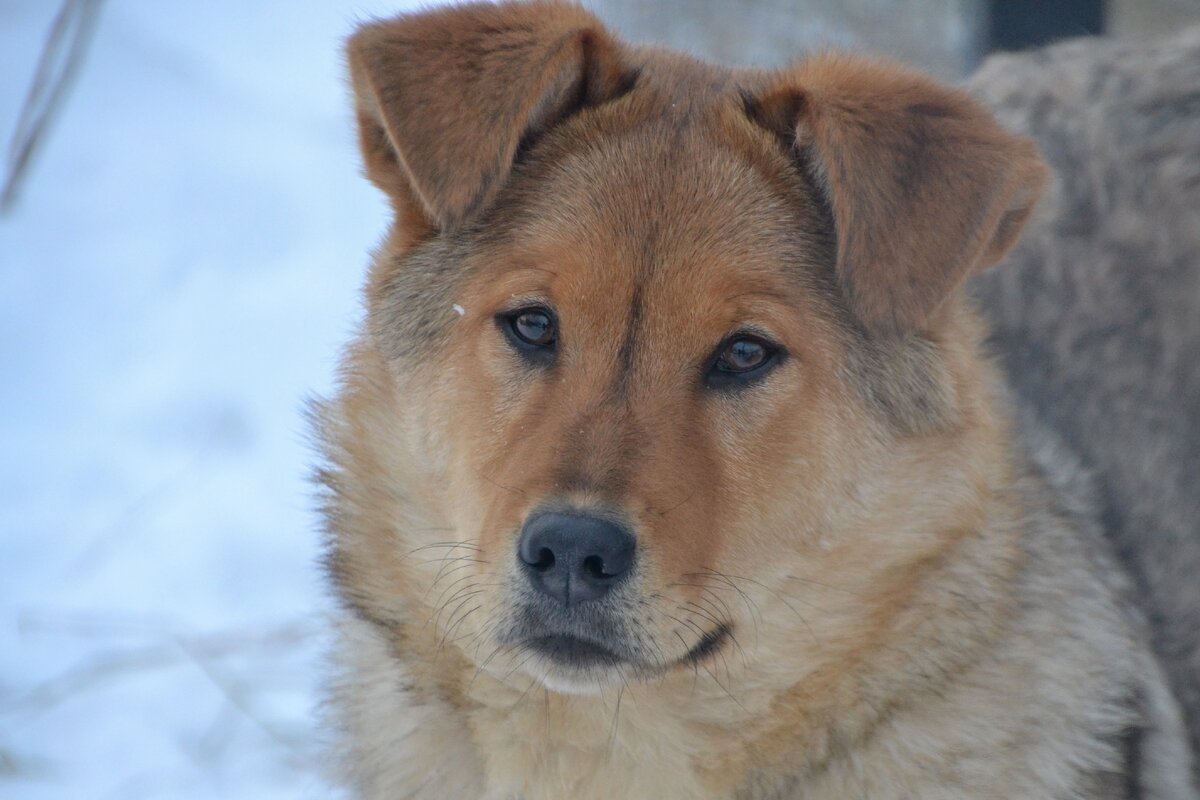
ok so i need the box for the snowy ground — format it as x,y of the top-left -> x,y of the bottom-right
0,2 -> 437,796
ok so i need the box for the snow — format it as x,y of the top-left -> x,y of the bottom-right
0,1 -> 440,796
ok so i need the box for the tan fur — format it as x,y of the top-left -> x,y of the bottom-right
315,3 -> 1197,797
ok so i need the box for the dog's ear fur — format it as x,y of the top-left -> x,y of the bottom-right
347,1 -> 629,232
746,55 -> 1049,337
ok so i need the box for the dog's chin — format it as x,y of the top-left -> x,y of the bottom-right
533,665 -> 619,695
516,634 -> 630,694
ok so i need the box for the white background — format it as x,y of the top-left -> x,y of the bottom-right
0,2 -> 435,796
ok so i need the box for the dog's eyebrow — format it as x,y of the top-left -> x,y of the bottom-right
509,265 -> 560,278
488,264 -> 561,284
483,266 -> 562,300
721,290 -> 798,322
724,289 -> 787,304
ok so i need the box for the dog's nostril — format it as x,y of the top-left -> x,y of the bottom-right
532,548 -> 555,572
582,554 -> 607,579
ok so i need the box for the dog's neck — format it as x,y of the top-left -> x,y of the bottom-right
465,667 -> 754,798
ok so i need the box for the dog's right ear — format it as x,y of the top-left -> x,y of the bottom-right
347,1 -> 629,233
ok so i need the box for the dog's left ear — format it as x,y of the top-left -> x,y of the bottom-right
347,2 -> 629,233
745,55 -> 1049,337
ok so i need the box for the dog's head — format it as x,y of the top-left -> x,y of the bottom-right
326,1 -> 1047,695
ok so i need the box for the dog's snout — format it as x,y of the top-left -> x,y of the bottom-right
518,511 -> 635,605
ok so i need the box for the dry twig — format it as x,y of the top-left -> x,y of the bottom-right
2,0 -> 106,214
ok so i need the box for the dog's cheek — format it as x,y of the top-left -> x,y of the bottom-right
434,332 -> 559,564
630,383 -> 808,590
722,368 -> 885,566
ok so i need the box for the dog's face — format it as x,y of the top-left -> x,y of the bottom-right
420,121 -> 848,691
330,2 -> 1047,694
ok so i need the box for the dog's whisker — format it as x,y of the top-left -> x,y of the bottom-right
676,600 -> 741,676
428,557 -> 479,594
401,539 -> 478,557
676,601 -> 725,639
640,617 -> 671,672
426,572 -> 496,625
701,567 -> 821,645
677,599 -> 724,628
656,489 -> 696,518
667,627 -> 701,692
605,682 -> 626,762
697,586 -> 735,625
421,570 -> 495,631
476,472 -> 526,497
499,649 -> 538,685
469,642 -> 515,690
627,605 -> 669,675
693,591 -> 750,668
509,674 -> 541,714
419,558 -> 490,603
436,595 -> 486,649
701,659 -> 748,713
462,620 -> 496,659
417,554 -> 488,566
662,611 -> 709,656
685,569 -> 765,641
430,582 -> 486,639
433,586 -> 487,631
662,612 -> 747,709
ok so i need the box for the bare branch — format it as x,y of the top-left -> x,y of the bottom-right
2,0 -> 106,214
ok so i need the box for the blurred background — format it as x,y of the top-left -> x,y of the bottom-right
3,1 -> 1199,797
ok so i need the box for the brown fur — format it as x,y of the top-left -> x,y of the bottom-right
315,3 -> 1197,797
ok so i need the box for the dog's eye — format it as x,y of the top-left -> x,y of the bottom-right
512,309 -> 555,346
499,306 -> 557,365
718,338 -> 769,372
706,334 -> 782,389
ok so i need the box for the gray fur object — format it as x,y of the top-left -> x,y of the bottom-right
969,26 -> 1200,782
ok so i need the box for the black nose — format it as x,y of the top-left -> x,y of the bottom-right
518,511 -> 636,606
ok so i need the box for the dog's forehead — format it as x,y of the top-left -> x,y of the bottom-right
623,45 -> 740,110
491,76 -> 824,299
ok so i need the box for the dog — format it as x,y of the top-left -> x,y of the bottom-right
312,2 -> 1198,796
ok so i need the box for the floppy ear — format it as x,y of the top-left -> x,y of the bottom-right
347,1 -> 629,232
746,55 -> 1049,337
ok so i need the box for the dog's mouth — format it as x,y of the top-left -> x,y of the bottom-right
525,634 -> 625,668
521,624 -> 732,672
